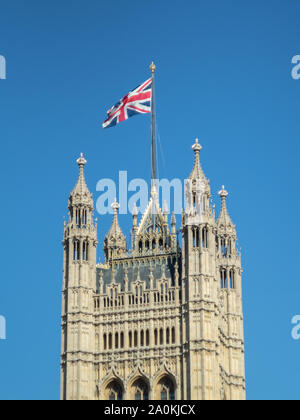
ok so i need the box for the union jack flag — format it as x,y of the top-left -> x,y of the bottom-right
102,78 -> 152,129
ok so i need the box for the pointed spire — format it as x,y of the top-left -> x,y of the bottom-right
104,199 -> 127,261
217,185 -> 234,228
189,139 -> 206,181
75,153 -> 87,192
107,199 -> 125,238
69,153 -> 93,210
136,182 -> 166,236
185,139 -> 211,223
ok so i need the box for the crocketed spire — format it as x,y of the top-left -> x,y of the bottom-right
184,139 -> 211,223
104,199 -> 127,261
189,139 -> 207,183
69,153 -> 93,208
217,185 -> 234,230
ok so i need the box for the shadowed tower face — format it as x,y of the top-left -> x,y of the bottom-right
60,142 -> 246,401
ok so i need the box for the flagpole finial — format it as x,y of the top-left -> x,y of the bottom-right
150,62 -> 156,74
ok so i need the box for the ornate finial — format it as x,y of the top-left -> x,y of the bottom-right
192,138 -> 202,153
77,153 -> 87,167
218,185 -> 228,199
188,138 -> 207,183
217,185 -> 234,228
150,61 -> 156,74
111,198 -> 120,213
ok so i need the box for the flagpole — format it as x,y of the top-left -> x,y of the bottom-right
150,62 -> 157,187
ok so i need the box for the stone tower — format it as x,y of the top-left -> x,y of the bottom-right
181,140 -> 245,400
181,139 -> 219,399
216,185 -> 245,400
61,154 -> 98,400
60,141 -> 246,400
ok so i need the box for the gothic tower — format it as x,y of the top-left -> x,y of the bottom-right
60,142 -> 246,400
216,185 -> 245,400
181,140 -> 245,400
181,139 -> 219,399
61,154 -> 98,400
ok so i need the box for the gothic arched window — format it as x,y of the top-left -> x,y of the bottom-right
166,328 -> 170,345
129,331 -> 132,348
202,227 -> 208,248
193,193 -> 196,208
172,327 -> 175,344
157,376 -> 175,401
106,380 -> 123,401
160,328 -> 164,345
154,329 -> 158,345
82,209 -> 87,226
220,268 -> 227,289
134,331 -> 138,347
132,379 -> 149,400
196,228 -> 200,247
73,240 -> 80,261
75,209 -> 81,227
221,238 -> 228,257
103,333 -> 107,351
82,241 -> 88,261
229,269 -> 235,289
141,330 -> 144,347
228,240 -> 232,256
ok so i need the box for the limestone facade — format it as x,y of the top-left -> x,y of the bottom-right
60,141 -> 246,400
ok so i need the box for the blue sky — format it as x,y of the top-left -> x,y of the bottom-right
0,0 -> 300,400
